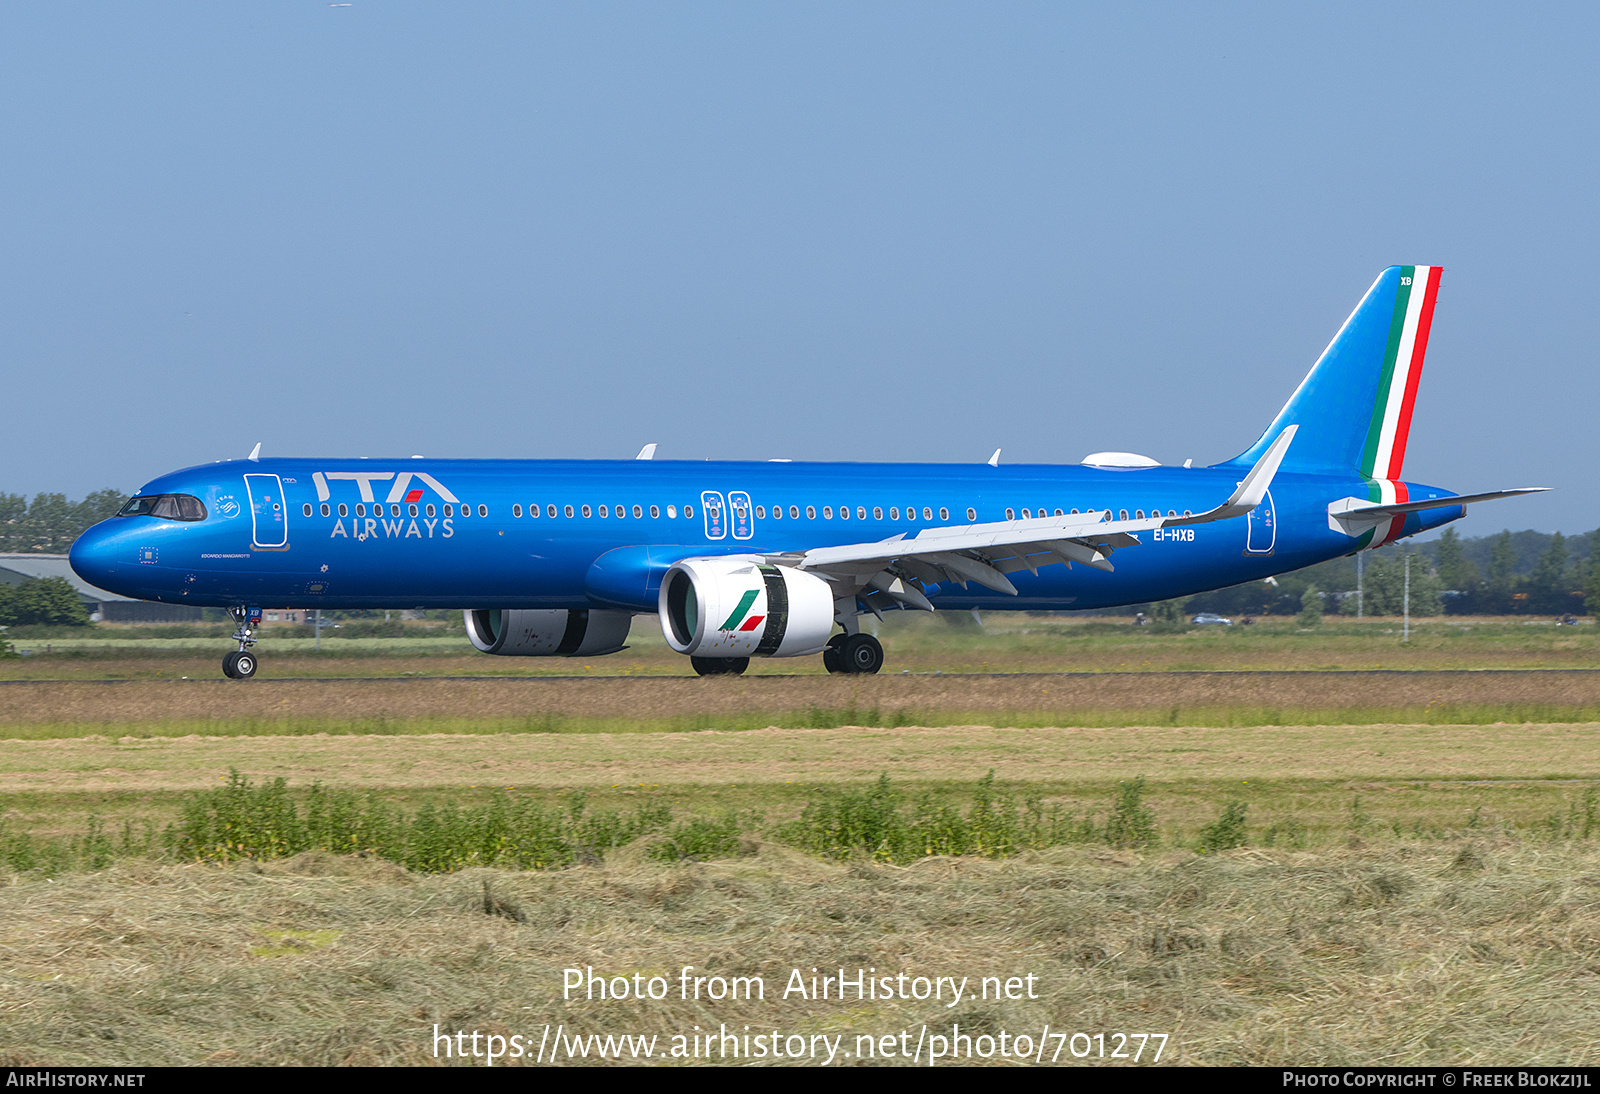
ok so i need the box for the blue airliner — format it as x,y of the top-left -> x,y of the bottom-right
70,266 -> 1540,679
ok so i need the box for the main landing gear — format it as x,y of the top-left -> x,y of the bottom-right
223,606 -> 261,679
686,634 -> 884,677
823,632 -> 883,675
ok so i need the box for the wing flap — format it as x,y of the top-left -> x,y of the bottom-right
784,425 -> 1297,600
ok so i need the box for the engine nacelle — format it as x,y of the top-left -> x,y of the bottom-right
463,609 -> 632,657
659,558 -> 834,658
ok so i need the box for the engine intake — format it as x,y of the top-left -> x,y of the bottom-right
659,558 -> 833,658
463,609 -> 632,657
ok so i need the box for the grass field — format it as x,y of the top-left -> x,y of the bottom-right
1,619 -> 1598,1066
5,612 -> 1599,679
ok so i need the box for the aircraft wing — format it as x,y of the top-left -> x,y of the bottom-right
1327,487 -> 1549,537
772,429 -> 1296,613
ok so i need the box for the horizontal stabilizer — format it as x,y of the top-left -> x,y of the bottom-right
1328,488 -> 1548,537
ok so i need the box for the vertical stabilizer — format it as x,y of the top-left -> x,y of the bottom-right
1226,266 -> 1441,476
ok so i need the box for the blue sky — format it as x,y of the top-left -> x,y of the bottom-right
4,3 -> 1595,534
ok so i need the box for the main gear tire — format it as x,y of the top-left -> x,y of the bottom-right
839,633 -> 884,675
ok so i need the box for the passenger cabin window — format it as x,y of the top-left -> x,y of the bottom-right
478,505 -> 488,518
408,504 -> 418,517
890,507 -> 899,520
873,507 -> 883,520
1120,509 -> 1129,521
823,506 -> 833,519
356,504 -> 367,517
789,505 -> 799,519
806,506 -> 816,519
513,504 -> 523,518
1022,509 -> 1031,519
755,505 -> 765,519
684,505 -> 694,519
858,506 -> 867,520
338,504 -> 348,517
1135,510 -> 1144,519
427,504 -> 436,517
564,505 -> 575,518
302,503 -> 313,517
633,505 -> 643,519
923,507 -> 933,521
599,505 -> 608,518
581,505 -> 592,518
1005,508 -> 1015,520
650,505 -> 660,518
548,505 -> 557,518
667,505 -> 677,518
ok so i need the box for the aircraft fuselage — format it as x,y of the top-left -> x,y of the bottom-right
68,456 -> 1460,614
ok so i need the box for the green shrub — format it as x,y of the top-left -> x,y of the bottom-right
1104,776 -> 1158,849
173,771 -> 672,872
648,814 -> 749,861
1196,800 -> 1249,852
777,771 -> 1087,864
1298,586 -> 1323,626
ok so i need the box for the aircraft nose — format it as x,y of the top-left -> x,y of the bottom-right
69,521 -> 123,592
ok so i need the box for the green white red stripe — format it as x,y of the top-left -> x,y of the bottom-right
1354,476 -> 1411,551
1360,265 -> 1441,481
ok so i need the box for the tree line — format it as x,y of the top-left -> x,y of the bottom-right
0,577 -> 90,627
0,491 -> 126,553
1180,527 -> 1599,618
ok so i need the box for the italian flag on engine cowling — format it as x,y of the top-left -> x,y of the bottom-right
1359,265 -> 1441,482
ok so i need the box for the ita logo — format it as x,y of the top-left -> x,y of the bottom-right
215,495 -> 240,518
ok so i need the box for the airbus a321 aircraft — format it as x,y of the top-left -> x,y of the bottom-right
70,266 -> 1541,679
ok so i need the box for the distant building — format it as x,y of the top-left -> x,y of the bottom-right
0,553 -> 203,623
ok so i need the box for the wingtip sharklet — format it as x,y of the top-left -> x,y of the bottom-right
1163,425 -> 1296,527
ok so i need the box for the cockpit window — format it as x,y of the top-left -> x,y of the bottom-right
117,494 -> 207,521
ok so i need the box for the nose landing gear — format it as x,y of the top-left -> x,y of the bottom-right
223,606 -> 261,679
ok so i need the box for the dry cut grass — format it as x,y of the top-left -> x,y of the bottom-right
5,670 -> 1600,739
2,841 -> 1599,1066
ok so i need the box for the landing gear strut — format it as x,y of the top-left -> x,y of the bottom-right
691,656 -> 748,677
824,632 -> 883,675
224,606 -> 261,679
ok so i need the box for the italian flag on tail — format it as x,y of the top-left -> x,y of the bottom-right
1359,265 -> 1441,483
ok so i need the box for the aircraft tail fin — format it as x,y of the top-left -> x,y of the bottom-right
1225,266 -> 1441,477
